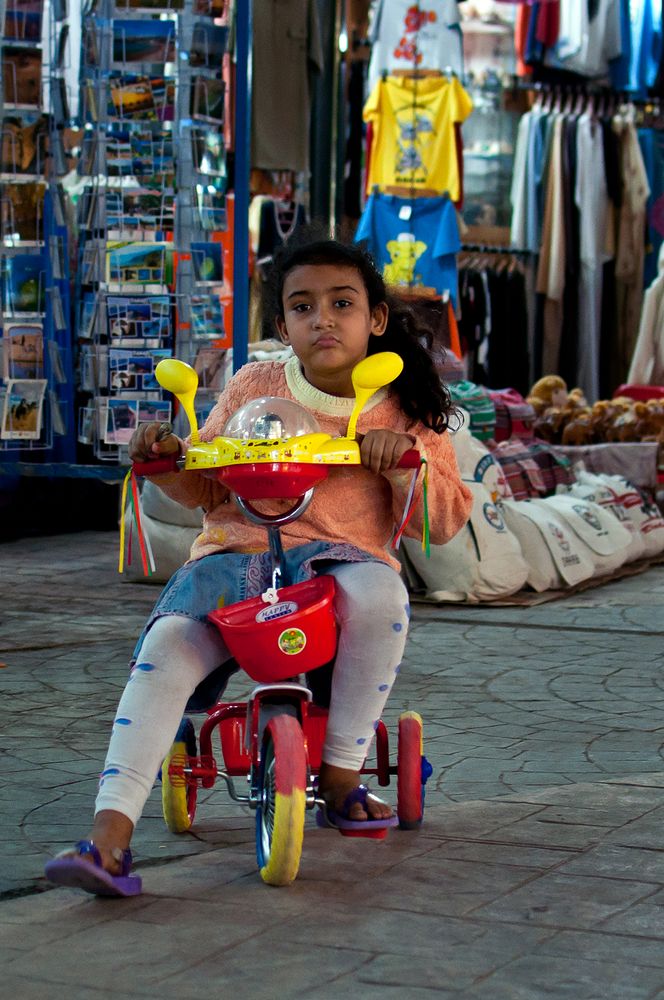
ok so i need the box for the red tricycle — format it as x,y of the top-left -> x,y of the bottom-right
131,353 -> 433,886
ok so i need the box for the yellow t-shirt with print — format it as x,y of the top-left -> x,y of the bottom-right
363,75 -> 473,201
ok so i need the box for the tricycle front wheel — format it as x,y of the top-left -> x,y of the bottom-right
256,714 -> 307,886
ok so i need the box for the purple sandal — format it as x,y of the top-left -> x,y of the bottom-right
316,784 -> 399,832
44,840 -> 142,897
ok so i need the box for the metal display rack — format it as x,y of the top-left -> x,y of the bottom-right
0,0 -> 76,462
75,0 -> 234,461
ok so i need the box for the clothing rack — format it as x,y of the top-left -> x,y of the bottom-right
461,243 -> 530,255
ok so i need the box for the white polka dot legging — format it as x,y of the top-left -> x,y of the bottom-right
95,561 -> 410,825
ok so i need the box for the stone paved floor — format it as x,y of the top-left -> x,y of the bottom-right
1,531 -> 664,998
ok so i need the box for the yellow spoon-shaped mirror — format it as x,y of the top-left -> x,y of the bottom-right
346,351 -> 404,440
155,358 -> 200,442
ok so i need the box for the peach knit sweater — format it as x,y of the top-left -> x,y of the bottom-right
150,356 -> 472,571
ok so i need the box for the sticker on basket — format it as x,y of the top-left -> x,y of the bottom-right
255,601 -> 298,623
278,627 -> 307,655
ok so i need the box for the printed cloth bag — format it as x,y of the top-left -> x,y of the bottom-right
501,499 -> 596,592
560,480 -> 646,563
399,480 -> 528,602
576,471 -> 664,558
448,380 -> 496,442
488,388 -> 536,442
449,411 -> 513,499
538,495 -> 632,576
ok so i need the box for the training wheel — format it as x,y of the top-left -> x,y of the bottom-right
162,718 -> 198,833
397,711 -> 430,830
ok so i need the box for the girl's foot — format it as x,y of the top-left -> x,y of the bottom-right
44,840 -> 142,897
317,762 -> 393,821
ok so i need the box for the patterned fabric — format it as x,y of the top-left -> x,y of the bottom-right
488,388 -> 536,442
491,439 -> 574,500
448,380 -> 496,441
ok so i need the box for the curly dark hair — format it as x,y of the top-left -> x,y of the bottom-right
262,230 -> 455,434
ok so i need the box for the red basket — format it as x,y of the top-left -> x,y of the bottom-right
207,576 -> 338,682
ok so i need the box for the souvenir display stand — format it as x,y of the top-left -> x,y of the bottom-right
0,0 -> 76,466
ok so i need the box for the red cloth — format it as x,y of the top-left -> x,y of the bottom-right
515,4 -> 533,77
536,0 -> 560,47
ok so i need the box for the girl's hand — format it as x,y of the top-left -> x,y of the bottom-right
359,429 -> 416,474
128,422 -> 182,463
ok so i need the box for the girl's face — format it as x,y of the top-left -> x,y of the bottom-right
275,263 -> 388,396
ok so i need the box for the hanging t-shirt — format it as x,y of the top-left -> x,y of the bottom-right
363,75 -> 473,199
368,0 -> 463,95
354,191 -> 461,304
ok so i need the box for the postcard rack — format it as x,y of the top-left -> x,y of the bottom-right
0,0 -> 75,458
75,0 -> 232,461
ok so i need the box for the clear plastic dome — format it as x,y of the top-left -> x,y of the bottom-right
223,396 -> 320,441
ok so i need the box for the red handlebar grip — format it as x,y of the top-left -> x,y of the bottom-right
397,449 -> 421,469
132,456 -> 179,476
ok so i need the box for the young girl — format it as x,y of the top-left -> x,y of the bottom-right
45,235 -> 472,896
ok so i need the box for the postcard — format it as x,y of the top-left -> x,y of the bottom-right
107,188 -> 175,236
109,76 -> 155,119
190,24 -> 228,67
191,242 -> 223,284
4,0 -> 44,43
106,241 -> 174,285
107,294 -> 172,342
78,405 -> 96,444
48,339 -> 67,382
0,181 -> 45,241
1,377 -> 47,439
49,389 -> 66,435
109,346 -> 171,390
195,182 -> 226,231
112,19 -> 176,65
2,254 -> 45,313
190,291 -> 224,338
138,398 -> 171,423
2,47 -> 42,107
192,129 -> 225,178
1,114 -> 48,175
2,323 -> 43,379
104,397 -> 139,444
191,77 -> 225,124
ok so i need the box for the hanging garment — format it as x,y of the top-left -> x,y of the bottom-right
363,75 -> 473,199
250,0 -> 323,172
536,113 -> 566,376
575,113 -> 611,402
550,0 -> 622,78
612,113 -> 650,389
627,242 -> 664,385
367,0 -> 463,95
354,191 -> 461,303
